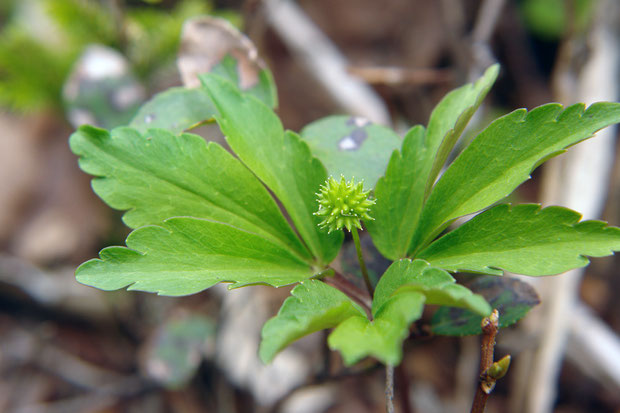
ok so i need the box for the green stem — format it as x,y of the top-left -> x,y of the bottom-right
351,227 -> 374,297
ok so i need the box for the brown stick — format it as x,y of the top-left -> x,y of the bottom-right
470,309 -> 500,413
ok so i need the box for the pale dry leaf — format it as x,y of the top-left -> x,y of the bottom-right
177,16 -> 266,89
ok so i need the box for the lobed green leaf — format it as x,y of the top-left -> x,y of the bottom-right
328,291 -> 424,366
419,204 -> 620,276
367,66 -> 498,260
76,217 -> 315,296
328,259 -> 490,366
410,102 -> 620,253
69,126 -> 311,262
372,259 -> 491,317
130,55 -> 277,134
259,279 -> 366,363
130,87 -> 216,134
202,74 -> 343,265
371,259 -> 450,314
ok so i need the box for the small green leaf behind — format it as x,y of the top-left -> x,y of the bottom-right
329,259 -> 490,366
76,217 -> 315,296
69,125 -> 310,262
419,204 -> 620,276
411,102 -> 620,253
142,313 -> 214,389
300,115 -> 401,189
202,74 -> 343,266
130,87 -> 216,134
431,275 -> 540,336
259,279 -> 366,363
130,55 -> 277,134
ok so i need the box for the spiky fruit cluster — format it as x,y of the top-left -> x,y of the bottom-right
315,176 -> 375,233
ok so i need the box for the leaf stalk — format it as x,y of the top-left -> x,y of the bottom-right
351,226 -> 374,297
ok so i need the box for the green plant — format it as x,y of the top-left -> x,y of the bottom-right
70,57 -> 620,411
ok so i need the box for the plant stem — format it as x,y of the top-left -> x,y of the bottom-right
386,364 -> 395,413
323,270 -> 372,315
470,309 -> 499,413
351,227 -> 374,297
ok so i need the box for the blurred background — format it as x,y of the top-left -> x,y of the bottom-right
1,0 -> 619,412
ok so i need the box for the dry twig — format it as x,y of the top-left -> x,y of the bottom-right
347,67 -> 453,86
262,0 -> 390,125
470,310 -> 500,413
